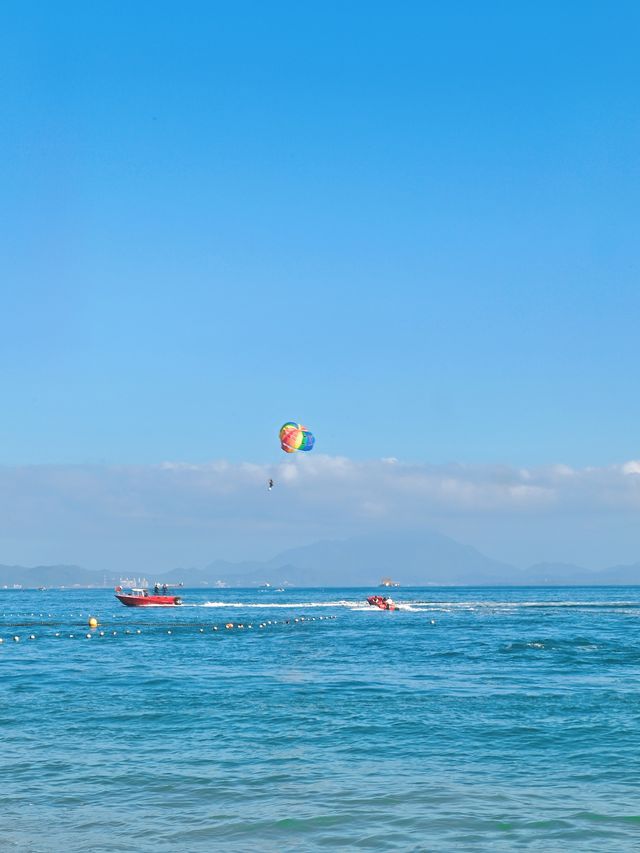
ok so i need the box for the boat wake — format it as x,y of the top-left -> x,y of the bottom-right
200,600 -> 364,609
188,598 -> 640,614
197,599 -> 422,612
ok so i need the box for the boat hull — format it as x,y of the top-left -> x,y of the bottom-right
115,594 -> 182,607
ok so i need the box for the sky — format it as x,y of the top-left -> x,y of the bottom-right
1,2 -> 640,572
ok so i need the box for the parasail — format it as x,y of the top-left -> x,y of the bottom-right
280,422 -> 315,454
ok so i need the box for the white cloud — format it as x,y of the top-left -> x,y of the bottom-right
1,455 -> 640,527
0,456 -> 640,570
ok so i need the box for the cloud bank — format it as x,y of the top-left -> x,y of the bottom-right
0,456 -> 639,571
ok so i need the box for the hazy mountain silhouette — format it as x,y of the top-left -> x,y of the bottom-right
0,563 -> 109,588
2,531 -> 640,587
166,533 -> 640,586
259,530 -> 513,586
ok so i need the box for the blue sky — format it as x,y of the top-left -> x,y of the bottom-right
3,0 -> 639,467
1,3 -> 640,570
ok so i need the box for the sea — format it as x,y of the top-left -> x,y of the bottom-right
2,585 -> 640,852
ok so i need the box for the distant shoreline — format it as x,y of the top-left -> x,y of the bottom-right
4,583 -> 640,590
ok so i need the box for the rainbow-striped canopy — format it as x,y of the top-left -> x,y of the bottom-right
279,422 -> 315,454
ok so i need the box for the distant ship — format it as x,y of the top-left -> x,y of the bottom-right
379,577 -> 400,588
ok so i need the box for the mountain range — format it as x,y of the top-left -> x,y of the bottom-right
1,529 -> 640,587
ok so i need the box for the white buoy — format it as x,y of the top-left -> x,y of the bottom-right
29,634 -> 35,640
14,636 -> 19,642
167,630 -> 172,634
136,629 -> 141,634
86,633 -> 92,639
99,631 -> 105,636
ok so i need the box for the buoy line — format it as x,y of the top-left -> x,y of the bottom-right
0,615 -> 338,646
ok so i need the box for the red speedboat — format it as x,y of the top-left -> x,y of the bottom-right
367,594 -> 397,611
115,586 -> 183,607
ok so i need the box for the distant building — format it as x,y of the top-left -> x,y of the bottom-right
119,577 -> 149,589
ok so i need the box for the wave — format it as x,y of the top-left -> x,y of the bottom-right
411,600 -> 640,610
500,637 -> 602,653
200,600 -> 364,609
199,600 -> 425,612
194,598 -> 640,613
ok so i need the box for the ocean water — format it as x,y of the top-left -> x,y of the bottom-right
2,586 -> 640,852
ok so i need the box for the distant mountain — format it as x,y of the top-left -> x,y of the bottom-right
259,530 -> 514,586
150,531 -> 513,587
166,560 -> 277,587
517,562 -> 597,585
0,564 -> 109,588
515,562 -> 640,585
172,535 -> 640,586
590,562 -> 640,584
2,534 -> 640,587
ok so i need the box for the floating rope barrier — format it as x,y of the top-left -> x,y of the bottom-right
0,615 -> 338,646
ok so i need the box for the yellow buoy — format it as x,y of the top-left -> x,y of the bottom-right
88,617 -> 99,629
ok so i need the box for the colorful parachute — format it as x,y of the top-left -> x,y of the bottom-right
280,422 -> 315,454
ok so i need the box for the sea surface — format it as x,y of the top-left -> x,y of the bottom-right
2,586 -> 640,852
